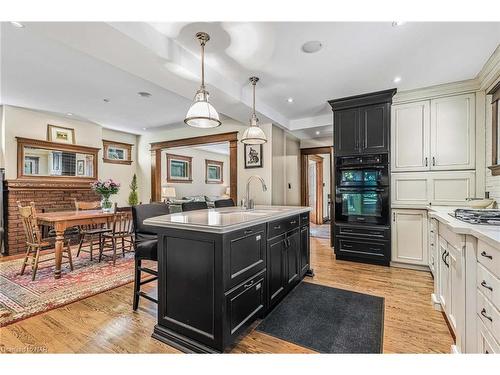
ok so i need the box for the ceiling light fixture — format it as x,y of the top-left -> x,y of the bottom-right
315,131 -> 320,135
138,91 -> 152,98
184,32 -> 221,129
302,41 -> 323,54
241,77 -> 267,144
10,22 -> 24,28
393,76 -> 402,84
287,97 -> 294,103
103,98 -> 110,103
66,113 -> 73,116
142,127 -> 147,130
392,21 -> 406,27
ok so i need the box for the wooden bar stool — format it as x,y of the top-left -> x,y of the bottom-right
18,202 -> 74,281
99,211 -> 134,266
74,199 -> 111,261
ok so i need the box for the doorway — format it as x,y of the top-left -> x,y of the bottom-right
301,146 -> 334,245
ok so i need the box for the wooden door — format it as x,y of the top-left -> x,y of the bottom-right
334,108 -> 359,155
308,155 -> 324,225
391,100 -> 431,172
430,93 -> 475,170
359,103 -> 389,154
391,209 -> 428,266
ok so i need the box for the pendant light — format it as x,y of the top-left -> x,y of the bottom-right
184,32 -> 222,128
241,77 -> 267,144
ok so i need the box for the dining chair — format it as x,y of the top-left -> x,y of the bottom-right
74,199 -> 111,261
17,201 -> 74,280
214,198 -> 235,208
131,203 -> 169,310
181,201 -> 208,212
99,210 -> 134,266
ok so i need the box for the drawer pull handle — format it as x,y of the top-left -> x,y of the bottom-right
481,308 -> 493,322
481,251 -> 493,260
244,230 -> 253,235
481,280 -> 493,291
290,220 -> 297,225
274,225 -> 281,230
343,229 -> 353,232
244,281 -> 255,288
343,244 -> 352,248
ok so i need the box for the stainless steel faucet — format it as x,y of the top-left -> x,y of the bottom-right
243,175 -> 267,210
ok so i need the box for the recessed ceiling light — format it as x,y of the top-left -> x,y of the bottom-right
315,131 -> 320,135
103,98 -> 110,103
138,92 -> 152,98
10,22 -> 24,28
301,41 -> 323,54
393,76 -> 402,84
392,21 -> 406,27
287,97 -> 294,103
142,127 -> 147,130
66,112 -> 73,116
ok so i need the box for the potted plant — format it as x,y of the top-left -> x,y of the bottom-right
128,174 -> 139,206
91,179 -> 120,212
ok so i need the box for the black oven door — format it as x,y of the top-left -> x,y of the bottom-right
335,187 -> 389,225
336,165 -> 389,188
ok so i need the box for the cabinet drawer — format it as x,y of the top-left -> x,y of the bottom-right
268,215 -> 299,239
223,224 -> 266,290
477,262 -> 500,311
477,240 -> 500,277
335,224 -> 389,241
299,212 -> 310,227
438,223 -> 464,251
224,270 -> 265,340
476,290 -> 500,344
335,237 -> 389,261
477,316 -> 500,354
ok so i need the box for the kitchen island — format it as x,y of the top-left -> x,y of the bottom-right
143,205 -> 312,353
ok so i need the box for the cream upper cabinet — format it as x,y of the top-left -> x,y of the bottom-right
391,93 -> 475,172
391,101 -> 430,172
391,209 -> 428,266
391,173 -> 429,207
430,93 -> 475,170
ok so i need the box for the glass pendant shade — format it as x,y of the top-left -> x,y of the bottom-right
184,90 -> 221,128
241,76 -> 267,144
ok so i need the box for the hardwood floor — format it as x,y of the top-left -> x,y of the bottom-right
0,237 -> 453,354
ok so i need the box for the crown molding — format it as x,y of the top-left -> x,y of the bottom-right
393,79 -> 480,104
477,45 -> 500,91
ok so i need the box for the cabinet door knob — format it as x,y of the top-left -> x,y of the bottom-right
481,280 -> 493,291
425,157 -> 428,167
481,251 -> 493,260
481,308 -> 493,322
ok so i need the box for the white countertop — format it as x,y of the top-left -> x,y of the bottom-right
427,206 -> 500,249
143,205 -> 311,234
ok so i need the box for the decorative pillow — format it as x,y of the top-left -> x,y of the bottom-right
183,195 -> 206,202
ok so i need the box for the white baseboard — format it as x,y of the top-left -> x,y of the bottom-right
451,344 -> 461,354
390,262 -> 431,272
431,293 -> 442,311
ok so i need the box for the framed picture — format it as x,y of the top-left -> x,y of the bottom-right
205,159 -> 223,184
166,153 -> 192,183
47,124 -> 76,144
76,160 -> 85,176
244,144 -> 263,168
102,140 -> 133,165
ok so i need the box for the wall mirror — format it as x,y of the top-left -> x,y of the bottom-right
17,137 -> 100,180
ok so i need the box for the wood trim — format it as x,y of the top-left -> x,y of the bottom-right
150,132 -> 238,151
308,155 -> 324,225
6,178 -> 94,191
150,133 -> 238,203
205,159 -> 224,184
487,84 -> 500,175
102,139 -> 133,165
47,124 -> 76,144
166,153 -> 193,183
300,146 -> 333,155
16,137 -> 99,181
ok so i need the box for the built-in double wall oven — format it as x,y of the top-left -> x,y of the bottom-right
334,154 -> 390,226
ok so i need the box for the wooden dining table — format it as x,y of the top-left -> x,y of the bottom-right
36,209 -> 115,279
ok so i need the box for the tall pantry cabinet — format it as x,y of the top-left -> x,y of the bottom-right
390,92 -> 477,267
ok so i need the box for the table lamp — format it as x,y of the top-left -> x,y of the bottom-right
162,186 -> 176,202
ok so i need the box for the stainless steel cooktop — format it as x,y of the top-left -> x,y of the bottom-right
449,209 -> 500,226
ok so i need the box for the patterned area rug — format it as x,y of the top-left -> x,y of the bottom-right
0,249 -> 144,327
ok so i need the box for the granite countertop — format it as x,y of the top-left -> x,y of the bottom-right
427,206 -> 500,249
143,205 -> 311,234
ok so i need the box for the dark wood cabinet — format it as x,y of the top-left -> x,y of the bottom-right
153,212 -> 311,353
300,225 -> 310,277
330,89 -> 396,156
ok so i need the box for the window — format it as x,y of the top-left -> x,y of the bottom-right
166,154 -> 192,183
102,140 -> 133,165
205,159 -> 223,184
488,81 -> 500,176
24,156 -> 39,175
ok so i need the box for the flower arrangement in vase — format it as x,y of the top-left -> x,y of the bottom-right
91,179 -> 120,212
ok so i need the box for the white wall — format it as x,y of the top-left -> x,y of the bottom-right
0,105 -> 4,168
1,106 -> 138,206
300,136 -> 333,149
137,116 -> 273,205
161,146 -> 229,199
285,134 -> 301,206
272,126 -> 286,205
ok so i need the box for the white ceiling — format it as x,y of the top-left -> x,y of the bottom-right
1,21 -> 499,138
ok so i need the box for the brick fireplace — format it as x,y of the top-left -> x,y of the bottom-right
5,180 -> 99,255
